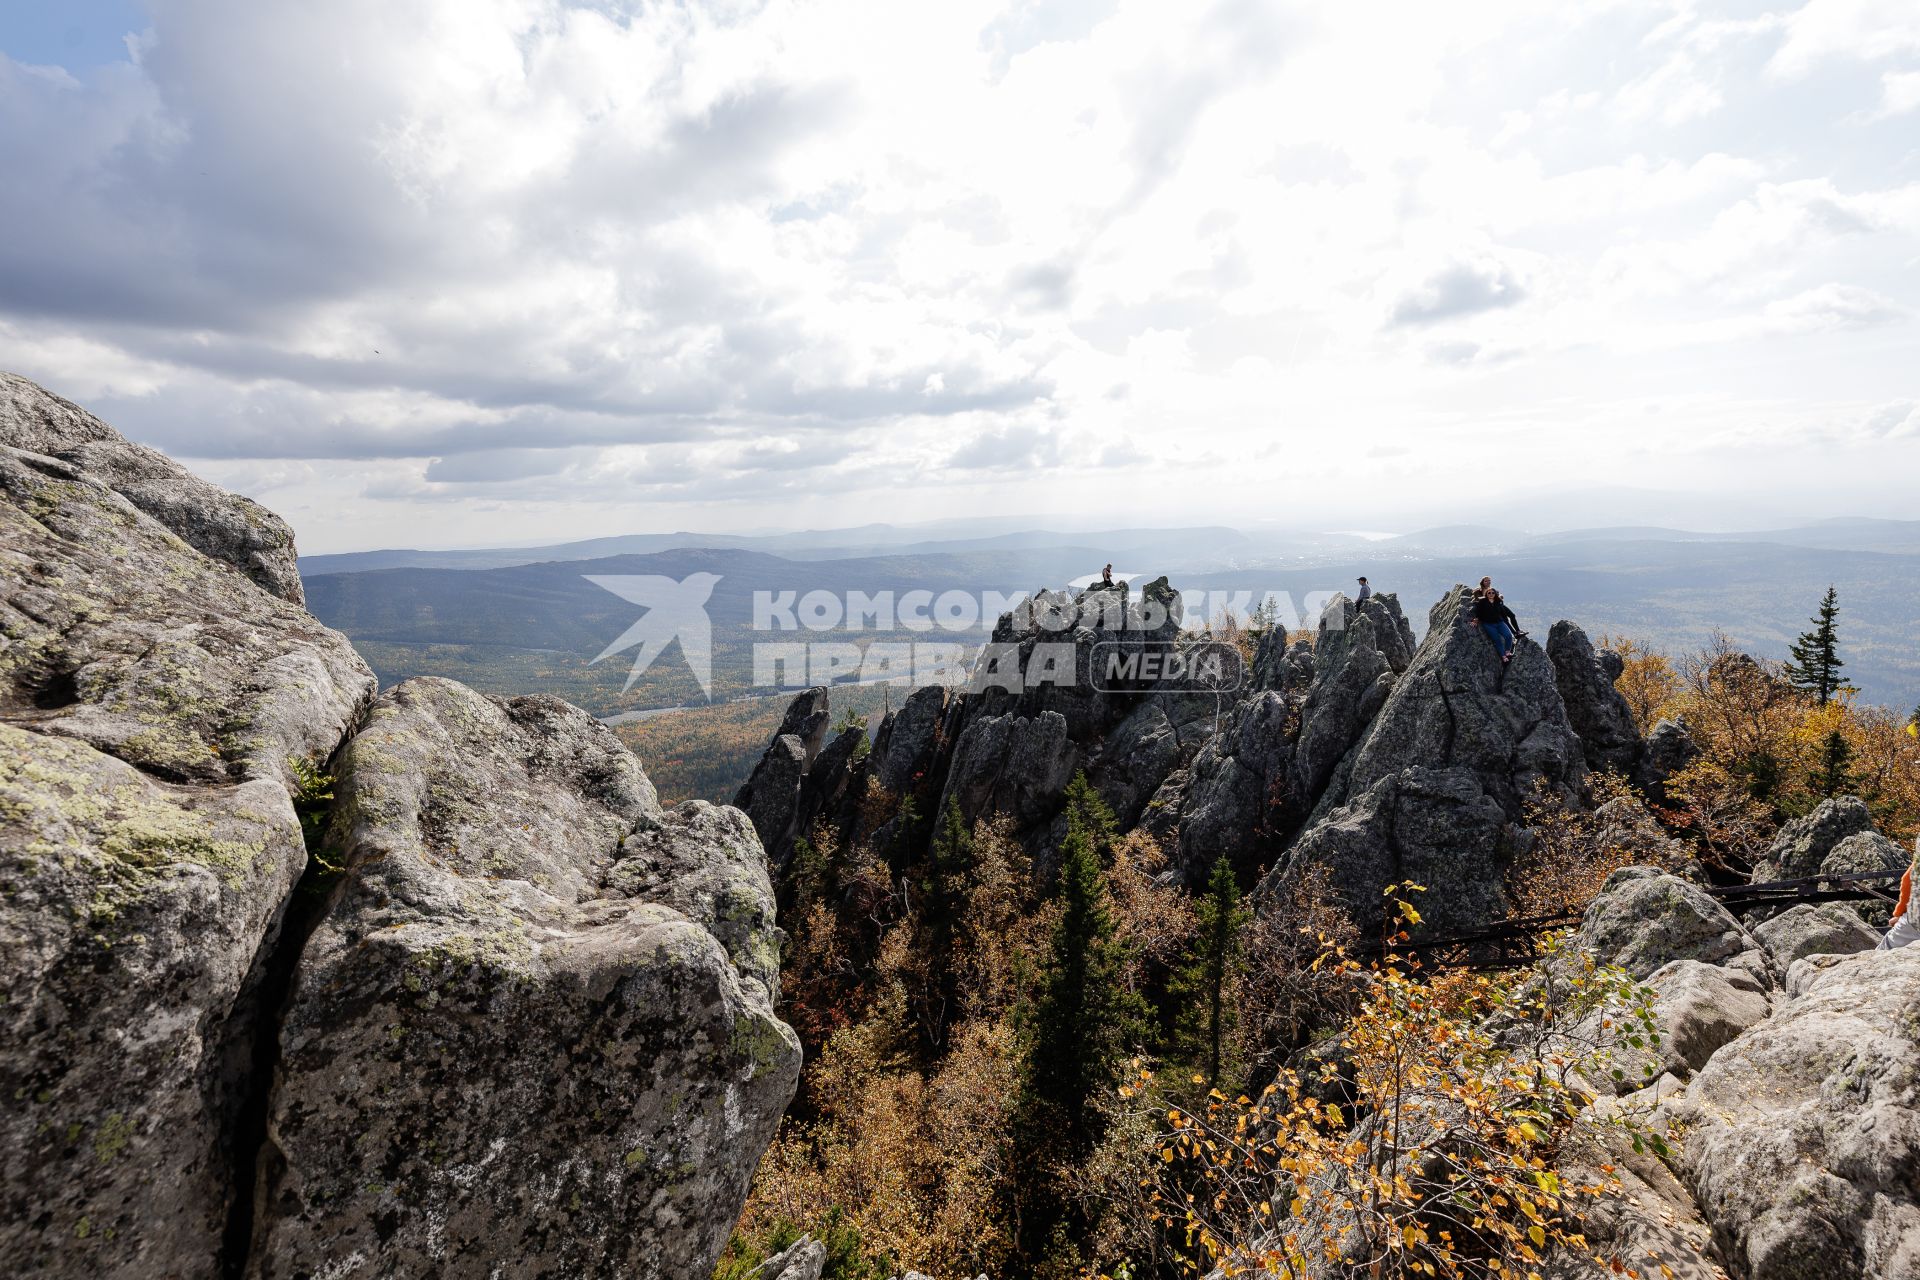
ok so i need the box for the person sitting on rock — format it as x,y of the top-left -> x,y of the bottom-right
1878,838 -> 1920,950
1356,576 -> 1372,604
1470,586 -> 1521,664
1101,563 -> 1113,587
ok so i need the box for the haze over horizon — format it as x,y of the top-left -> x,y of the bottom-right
3,0 -> 1917,554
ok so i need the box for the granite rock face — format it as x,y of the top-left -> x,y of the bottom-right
1751,902 -> 1880,968
1681,946 -> 1920,1280
0,399 -> 373,1278
1257,586 -> 1588,936
1569,868 -> 1764,984
1546,621 -> 1642,775
0,372 -> 306,604
251,678 -> 800,1279
1750,796 -> 1878,883
1,376 -> 800,1280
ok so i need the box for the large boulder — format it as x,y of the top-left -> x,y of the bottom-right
751,1235 -> 828,1280
1570,867 -> 1765,984
250,677 -> 799,1279
0,372 -> 306,604
1750,796 -> 1877,883
1682,946 -> 1920,1279
1611,958 -> 1771,1089
0,416 -> 373,1277
1751,902 -> 1881,968
1546,621 -> 1642,775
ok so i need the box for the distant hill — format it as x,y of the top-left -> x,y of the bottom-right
304,544 -> 1106,715
299,523 -> 1253,577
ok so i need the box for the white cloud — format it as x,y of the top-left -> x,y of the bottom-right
0,0 -> 1916,551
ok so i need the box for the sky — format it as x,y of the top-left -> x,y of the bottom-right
1,0 -> 1917,554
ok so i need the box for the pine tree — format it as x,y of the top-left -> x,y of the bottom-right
1813,728 -> 1855,798
1168,855 -> 1251,1088
1785,586 -> 1847,706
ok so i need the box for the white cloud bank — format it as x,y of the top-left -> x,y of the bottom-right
0,0 -> 1917,550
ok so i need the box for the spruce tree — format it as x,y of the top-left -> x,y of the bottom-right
1785,586 -> 1847,706
1019,818 -> 1145,1159
1012,794 -> 1147,1265
1813,728 -> 1856,798
914,799 -> 974,1056
1169,855 -> 1251,1088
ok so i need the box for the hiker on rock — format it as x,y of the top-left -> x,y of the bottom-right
1356,576 -> 1372,605
1101,563 -> 1114,587
1470,585 -> 1522,664
1879,837 -> 1920,950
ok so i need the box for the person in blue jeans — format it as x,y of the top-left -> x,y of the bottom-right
1470,586 -> 1524,663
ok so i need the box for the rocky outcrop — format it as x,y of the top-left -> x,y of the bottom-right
1275,766 -> 1512,933
751,1235 -> 828,1280
1751,902 -> 1880,968
0,403 -> 374,1277
1285,592 -> 1415,817
0,372 -> 306,604
869,683 -> 946,795
1546,621 -> 1641,775
941,709 -> 1079,831
1750,796 -> 1878,882
734,686 -> 833,866
1258,586 -> 1586,936
1174,692 -> 1294,878
1635,717 -> 1700,805
1327,587 -> 1586,817
251,678 -> 799,1278
1,377 -> 799,1280
1569,868 -> 1765,984
1681,946 -> 1920,1279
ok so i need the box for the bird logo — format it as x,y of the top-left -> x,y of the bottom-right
584,572 -> 722,698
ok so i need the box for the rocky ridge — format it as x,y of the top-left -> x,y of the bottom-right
736,542 -> 1920,1280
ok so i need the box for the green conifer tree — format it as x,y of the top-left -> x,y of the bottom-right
1785,586 -> 1847,706
913,799 -> 975,1056
1012,775 -> 1147,1261
1168,855 -> 1251,1088
1813,728 -> 1856,798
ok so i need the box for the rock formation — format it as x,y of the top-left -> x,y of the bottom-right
0,379 -> 373,1278
1258,586 -> 1590,935
1547,621 -> 1642,775
252,679 -> 798,1278
0,374 -> 797,1280
1681,946 -> 1920,1279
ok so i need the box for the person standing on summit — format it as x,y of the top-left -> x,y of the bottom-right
1355,576 -> 1371,604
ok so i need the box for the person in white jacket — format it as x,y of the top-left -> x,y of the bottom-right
1878,837 -> 1920,950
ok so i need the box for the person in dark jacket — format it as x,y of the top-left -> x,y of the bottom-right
1470,586 -> 1522,663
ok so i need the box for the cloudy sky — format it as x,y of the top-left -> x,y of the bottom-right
2,0 -> 1917,552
